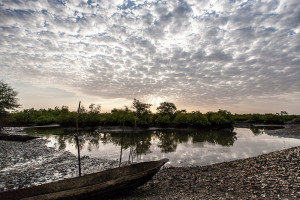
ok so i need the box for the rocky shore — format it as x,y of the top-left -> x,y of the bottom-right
114,146 -> 299,199
115,125 -> 300,199
0,125 -> 299,199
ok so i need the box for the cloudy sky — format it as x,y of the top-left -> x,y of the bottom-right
0,0 -> 299,114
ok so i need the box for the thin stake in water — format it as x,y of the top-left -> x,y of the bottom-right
76,101 -> 81,177
119,114 -> 125,167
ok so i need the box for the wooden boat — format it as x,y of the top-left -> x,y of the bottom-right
0,158 -> 169,200
0,134 -> 39,142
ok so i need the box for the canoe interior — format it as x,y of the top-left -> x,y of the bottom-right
0,158 -> 168,200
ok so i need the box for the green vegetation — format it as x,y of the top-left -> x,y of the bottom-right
0,81 -> 20,115
132,98 -> 152,127
0,81 -> 20,132
8,99 -> 299,128
233,111 -> 298,124
1,84 -> 298,129
7,100 -> 236,129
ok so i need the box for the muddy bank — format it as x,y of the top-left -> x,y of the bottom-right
0,136 -> 119,192
115,146 -> 300,199
265,124 -> 300,139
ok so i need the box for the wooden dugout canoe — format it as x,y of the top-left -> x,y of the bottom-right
0,158 -> 169,200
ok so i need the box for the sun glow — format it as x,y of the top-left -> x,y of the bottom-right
146,96 -> 166,112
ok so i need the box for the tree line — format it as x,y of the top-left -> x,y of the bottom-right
7,99 -> 235,129
233,112 -> 297,124
1,80 -> 299,129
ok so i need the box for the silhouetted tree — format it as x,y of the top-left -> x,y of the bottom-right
0,81 -> 20,133
132,98 -> 152,116
132,98 -> 152,127
157,102 -> 177,115
0,81 -> 20,115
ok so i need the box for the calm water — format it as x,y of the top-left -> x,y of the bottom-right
26,127 -> 300,167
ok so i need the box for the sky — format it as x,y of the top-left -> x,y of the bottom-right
0,0 -> 299,114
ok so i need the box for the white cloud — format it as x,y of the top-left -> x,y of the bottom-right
0,0 -> 299,113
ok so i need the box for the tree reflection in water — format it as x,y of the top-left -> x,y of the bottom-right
192,129 -> 237,146
250,127 -> 264,135
26,127 -> 238,161
155,131 -> 182,153
250,127 -> 283,136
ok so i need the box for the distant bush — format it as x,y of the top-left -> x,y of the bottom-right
247,114 -> 264,123
234,112 -> 300,124
188,112 -> 210,128
206,110 -> 234,128
35,116 -> 55,125
156,115 -> 172,126
57,112 -> 77,127
263,114 -> 284,124
173,113 -> 189,127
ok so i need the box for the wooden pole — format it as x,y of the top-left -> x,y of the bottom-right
135,112 -> 137,130
136,135 -> 139,161
75,135 -> 81,177
76,101 -> 81,177
0,114 -> 4,135
119,114 -> 126,167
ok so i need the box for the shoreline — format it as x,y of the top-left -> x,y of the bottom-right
0,137 -> 120,192
116,146 -> 299,199
0,125 -> 299,199
116,124 -> 300,199
265,124 -> 300,139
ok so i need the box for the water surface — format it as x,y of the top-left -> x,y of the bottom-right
26,127 -> 300,167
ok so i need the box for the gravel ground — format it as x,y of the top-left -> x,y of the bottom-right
0,126 -> 299,199
114,146 -> 299,200
113,125 -> 300,199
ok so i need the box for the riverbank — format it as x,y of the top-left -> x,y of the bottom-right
0,135 -> 119,192
265,124 -> 300,139
113,146 -> 299,199
0,126 -> 299,199
114,124 -> 300,199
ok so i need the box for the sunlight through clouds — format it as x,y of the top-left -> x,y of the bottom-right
0,0 -> 299,113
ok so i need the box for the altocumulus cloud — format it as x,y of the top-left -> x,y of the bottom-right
0,0 -> 299,113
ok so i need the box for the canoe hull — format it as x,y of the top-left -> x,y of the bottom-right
0,159 -> 168,200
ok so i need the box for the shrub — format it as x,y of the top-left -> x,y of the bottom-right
35,115 -> 55,125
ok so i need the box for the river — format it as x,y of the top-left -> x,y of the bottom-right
25,127 -> 300,167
